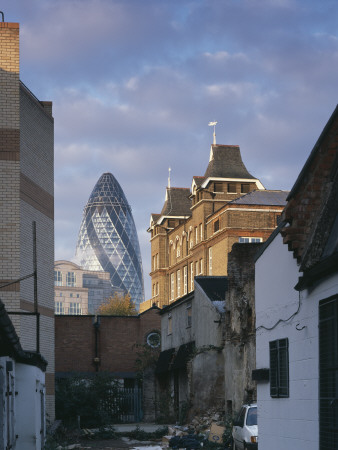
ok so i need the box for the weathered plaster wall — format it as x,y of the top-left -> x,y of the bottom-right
224,243 -> 261,414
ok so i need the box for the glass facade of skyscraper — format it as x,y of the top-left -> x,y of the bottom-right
75,172 -> 144,307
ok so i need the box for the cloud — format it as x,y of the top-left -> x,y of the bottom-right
3,0 -> 338,300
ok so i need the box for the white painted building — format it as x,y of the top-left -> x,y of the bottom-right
254,106 -> 338,450
0,299 -> 47,450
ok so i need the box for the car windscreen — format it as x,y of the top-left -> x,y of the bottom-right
246,407 -> 257,426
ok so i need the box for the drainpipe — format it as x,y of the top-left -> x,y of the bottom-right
93,316 -> 100,371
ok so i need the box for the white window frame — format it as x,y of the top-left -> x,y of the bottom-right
200,258 -> 203,274
183,266 -> 187,295
170,273 -> 175,301
190,262 -> 194,292
209,247 -> 212,275
177,269 -> 181,298
55,301 -> 64,315
54,270 -> 62,286
239,237 -> 263,243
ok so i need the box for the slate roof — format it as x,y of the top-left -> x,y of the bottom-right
0,299 -> 47,371
204,145 -> 256,179
160,187 -> 192,217
195,276 -> 227,301
230,190 -> 289,206
193,176 -> 205,189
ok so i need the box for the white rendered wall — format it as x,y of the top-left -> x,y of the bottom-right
15,363 -> 45,450
255,233 -> 320,450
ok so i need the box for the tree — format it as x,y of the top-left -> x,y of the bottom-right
96,292 -> 137,316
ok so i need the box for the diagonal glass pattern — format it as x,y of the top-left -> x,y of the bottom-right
75,172 -> 144,307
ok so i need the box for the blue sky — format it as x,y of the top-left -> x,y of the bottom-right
3,0 -> 338,300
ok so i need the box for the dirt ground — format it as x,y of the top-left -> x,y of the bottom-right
74,437 -> 164,449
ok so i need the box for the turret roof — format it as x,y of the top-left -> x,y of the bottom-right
204,145 -> 256,179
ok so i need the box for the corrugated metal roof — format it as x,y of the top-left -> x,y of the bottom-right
230,190 -> 289,206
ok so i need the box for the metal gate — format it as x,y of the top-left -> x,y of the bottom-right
319,295 -> 338,449
101,387 -> 143,423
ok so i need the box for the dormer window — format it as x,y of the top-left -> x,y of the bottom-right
228,183 -> 236,193
214,182 -> 223,192
214,219 -> 220,233
241,183 -> 250,193
168,219 -> 175,228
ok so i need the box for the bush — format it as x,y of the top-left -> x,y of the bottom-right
55,373 -> 121,428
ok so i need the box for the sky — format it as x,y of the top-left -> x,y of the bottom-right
2,0 -> 338,300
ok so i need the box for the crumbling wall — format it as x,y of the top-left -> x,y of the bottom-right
224,243 -> 261,413
190,349 -> 224,415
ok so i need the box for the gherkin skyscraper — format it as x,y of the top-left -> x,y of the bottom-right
75,172 -> 144,307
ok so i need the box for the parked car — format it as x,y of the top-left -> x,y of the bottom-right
232,403 -> 258,449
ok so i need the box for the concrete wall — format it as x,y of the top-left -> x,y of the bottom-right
255,232 -> 338,450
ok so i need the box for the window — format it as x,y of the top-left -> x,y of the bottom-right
66,272 -> 76,287
76,294 -> 80,298
70,293 -> 73,298
200,258 -> 203,274
195,261 -> 199,276
59,292 -> 62,297
156,282 -> 159,295
146,332 -> 161,348
69,302 -> 82,315
177,270 -> 181,298
214,219 -> 220,233
168,314 -> 172,335
156,253 -> 159,268
170,273 -> 175,301
228,183 -> 236,193
199,223 -> 203,241
187,304 -> 192,327
239,237 -> 263,243
270,338 -> 289,398
189,237 -> 193,249
209,247 -> 212,275
195,226 -> 198,244
190,262 -> 194,292
153,284 -> 156,297
214,182 -> 223,192
55,301 -> 64,315
152,255 -> 156,270
183,266 -> 187,295
168,219 -> 175,228
177,245 -> 180,258
241,183 -> 250,193
54,270 -> 62,286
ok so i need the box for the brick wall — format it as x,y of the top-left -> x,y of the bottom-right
0,22 -> 55,419
55,307 -> 161,375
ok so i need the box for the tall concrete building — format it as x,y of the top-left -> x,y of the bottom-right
75,172 -> 145,308
0,20 -> 54,421
141,144 -> 288,311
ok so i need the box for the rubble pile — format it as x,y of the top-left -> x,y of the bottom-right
162,408 -> 228,448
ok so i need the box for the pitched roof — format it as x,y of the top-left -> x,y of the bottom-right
193,176 -> 205,189
195,276 -> 228,301
160,187 -> 192,217
0,299 -> 47,371
282,105 -> 338,272
204,145 -> 256,179
230,190 -> 289,206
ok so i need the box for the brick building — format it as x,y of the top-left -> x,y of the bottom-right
141,144 -> 288,310
55,306 -> 161,421
54,260 -> 112,314
0,20 -> 54,422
